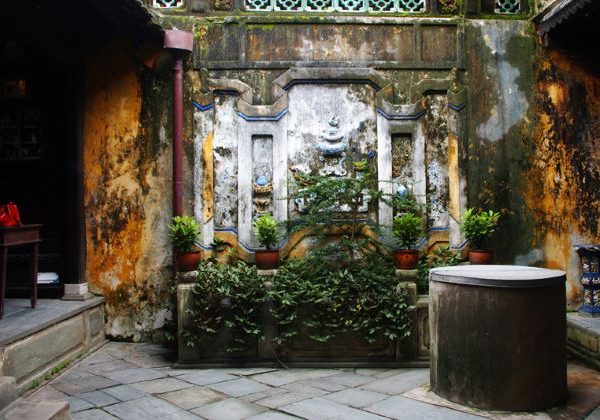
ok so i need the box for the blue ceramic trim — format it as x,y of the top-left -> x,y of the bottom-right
192,101 -> 214,112
237,109 -> 288,122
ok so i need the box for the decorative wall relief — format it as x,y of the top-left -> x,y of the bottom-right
317,115 -> 348,177
252,135 -> 274,217
287,84 -> 377,218
392,133 -> 414,215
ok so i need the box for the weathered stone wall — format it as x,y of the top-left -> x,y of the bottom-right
83,38 -> 177,340
83,6 -> 600,339
525,44 -> 600,306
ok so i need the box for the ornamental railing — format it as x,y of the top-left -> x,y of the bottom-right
151,0 -> 523,14
245,0 -> 425,12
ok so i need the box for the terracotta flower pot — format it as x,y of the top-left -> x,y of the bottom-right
394,249 -> 419,270
468,249 -> 494,265
255,249 -> 279,270
176,250 -> 202,272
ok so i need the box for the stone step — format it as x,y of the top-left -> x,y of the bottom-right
567,312 -> 600,370
0,378 -> 17,411
0,399 -> 70,420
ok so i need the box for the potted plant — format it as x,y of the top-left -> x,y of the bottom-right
253,213 -> 281,270
459,208 -> 500,264
392,212 -> 423,269
168,215 -> 202,272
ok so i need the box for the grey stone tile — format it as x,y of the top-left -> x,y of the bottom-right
81,360 -> 139,376
354,369 -> 387,376
72,409 -> 119,420
246,412 -> 300,419
103,395 -> 199,420
298,378 -> 347,392
191,397 -> 267,420
250,371 -> 303,387
158,385 -> 227,410
281,382 -> 330,397
360,369 -> 429,395
102,385 -> 147,402
372,369 -> 404,379
208,377 -> 271,397
79,354 -> 119,367
66,396 -> 95,413
131,377 -> 193,394
241,387 -> 289,403
76,390 -> 120,407
365,396 -> 484,419
254,392 -> 313,409
323,388 -> 388,408
123,355 -> 171,369
178,370 -> 238,386
53,371 -> 118,396
280,396 -> 386,420
294,369 -> 340,380
157,367 -> 203,377
102,368 -> 167,384
223,367 -> 278,376
322,372 -> 374,387
251,369 -> 339,387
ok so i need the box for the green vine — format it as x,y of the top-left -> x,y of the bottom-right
186,261 -> 265,353
270,253 -> 414,344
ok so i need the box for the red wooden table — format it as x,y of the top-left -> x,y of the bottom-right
0,224 -> 42,319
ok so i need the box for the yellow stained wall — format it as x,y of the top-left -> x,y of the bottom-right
526,49 -> 600,306
83,39 -> 174,340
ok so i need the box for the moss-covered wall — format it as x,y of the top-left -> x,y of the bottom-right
525,46 -> 600,306
83,10 -> 600,340
83,38 -> 177,341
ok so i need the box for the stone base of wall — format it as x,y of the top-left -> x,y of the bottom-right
567,312 -> 600,371
177,274 -> 430,368
0,298 -> 106,394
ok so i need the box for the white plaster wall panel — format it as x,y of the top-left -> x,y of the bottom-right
377,114 -> 393,236
286,84 -> 377,218
193,107 -> 215,247
413,119 -> 428,213
425,94 -> 449,229
213,96 -> 239,228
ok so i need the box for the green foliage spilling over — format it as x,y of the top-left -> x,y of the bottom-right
416,245 -> 463,294
253,213 -> 281,250
270,253 -> 413,344
185,255 -> 413,352
186,261 -> 265,352
168,216 -> 201,252
288,171 -> 383,257
392,213 -> 423,249
459,208 -> 501,249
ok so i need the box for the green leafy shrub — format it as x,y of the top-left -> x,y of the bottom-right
186,261 -> 265,352
185,255 -> 413,350
253,213 -> 281,250
269,253 -> 413,344
392,213 -> 423,249
288,171 -> 383,258
168,216 -> 200,252
459,208 -> 500,249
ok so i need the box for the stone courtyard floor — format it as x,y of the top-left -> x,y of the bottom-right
22,342 -> 600,419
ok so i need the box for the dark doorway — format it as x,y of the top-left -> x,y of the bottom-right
0,31 -> 80,297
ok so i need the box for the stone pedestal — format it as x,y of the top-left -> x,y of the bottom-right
396,270 -> 418,359
430,265 -> 567,412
